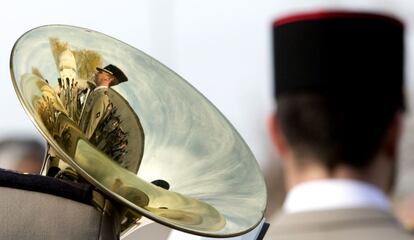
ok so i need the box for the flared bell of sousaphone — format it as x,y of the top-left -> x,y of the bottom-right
10,25 -> 267,237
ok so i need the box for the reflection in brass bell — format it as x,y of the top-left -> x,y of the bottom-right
10,25 -> 267,238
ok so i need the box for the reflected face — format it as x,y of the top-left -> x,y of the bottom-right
94,71 -> 112,86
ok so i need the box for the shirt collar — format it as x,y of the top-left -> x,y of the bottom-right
283,179 -> 390,213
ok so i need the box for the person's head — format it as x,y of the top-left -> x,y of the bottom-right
95,64 -> 128,87
94,70 -> 113,87
0,138 -> 45,174
269,11 -> 405,192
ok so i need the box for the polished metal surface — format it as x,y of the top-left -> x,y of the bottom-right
10,25 -> 267,237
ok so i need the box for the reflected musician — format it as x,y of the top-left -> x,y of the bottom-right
79,64 -> 128,139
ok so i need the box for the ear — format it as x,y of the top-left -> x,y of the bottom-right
382,112 -> 403,159
267,112 -> 289,158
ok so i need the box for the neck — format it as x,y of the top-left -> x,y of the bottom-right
99,82 -> 110,88
284,154 -> 393,194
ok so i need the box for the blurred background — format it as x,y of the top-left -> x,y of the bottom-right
2,0 -> 414,238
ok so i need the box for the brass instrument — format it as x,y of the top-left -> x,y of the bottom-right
10,25 -> 267,238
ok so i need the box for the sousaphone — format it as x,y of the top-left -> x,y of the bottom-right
10,25 -> 267,238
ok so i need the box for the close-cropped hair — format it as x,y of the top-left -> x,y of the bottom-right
276,92 -> 402,171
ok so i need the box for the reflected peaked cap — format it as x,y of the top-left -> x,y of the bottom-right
273,11 -> 404,108
97,64 -> 128,84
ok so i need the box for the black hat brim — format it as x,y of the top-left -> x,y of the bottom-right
96,67 -> 113,75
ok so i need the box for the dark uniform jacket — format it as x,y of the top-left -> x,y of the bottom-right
79,87 -> 111,139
